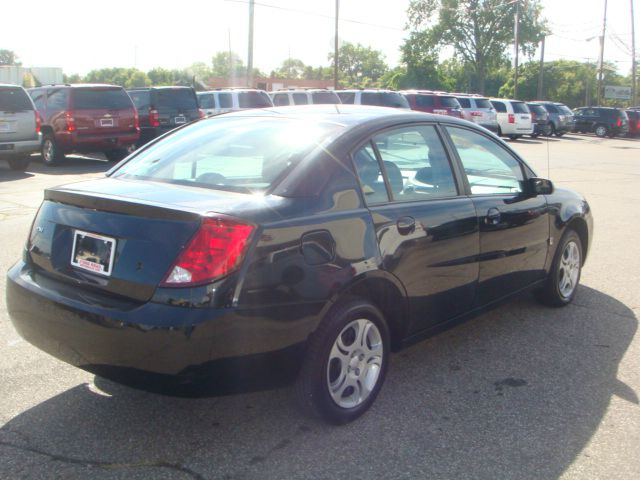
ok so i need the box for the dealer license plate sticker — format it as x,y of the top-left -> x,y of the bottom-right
70,230 -> 116,276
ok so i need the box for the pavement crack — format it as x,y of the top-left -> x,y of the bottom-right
0,440 -> 207,480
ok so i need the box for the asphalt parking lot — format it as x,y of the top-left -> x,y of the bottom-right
1,134 -> 639,480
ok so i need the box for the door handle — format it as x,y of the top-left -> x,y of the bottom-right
485,208 -> 501,225
397,216 -> 416,235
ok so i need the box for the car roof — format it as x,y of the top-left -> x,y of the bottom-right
0,84 -> 27,89
127,86 -> 193,91
34,84 -> 122,89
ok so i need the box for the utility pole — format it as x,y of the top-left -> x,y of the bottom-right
514,0 -> 520,99
247,0 -> 255,88
334,0 -> 339,90
537,36 -> 545,100
597,0 -> 608,105
632,0 -> 637,106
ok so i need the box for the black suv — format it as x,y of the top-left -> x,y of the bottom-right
573,106 -> 629,138
127,87 -> 202,147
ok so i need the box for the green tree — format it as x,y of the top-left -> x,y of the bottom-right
63,73 -> 83,84
328,42 -> 388,88
406,0 -> 546,94
146,68 -> 192,86
187,62 -> 213,81
125,70 -> 151,88
273,58 -> 306,79
211,51 -> 246,78
0,49 -> 21,66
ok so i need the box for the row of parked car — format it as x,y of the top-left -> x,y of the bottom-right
1,82 -> 639,171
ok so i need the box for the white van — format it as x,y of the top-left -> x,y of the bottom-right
269,89 -> 341,106
197,89 -> 273,116
489,98 -> 533,139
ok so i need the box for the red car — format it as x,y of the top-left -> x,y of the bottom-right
625,110 -> 640,137
28,84 -> 139,165
400,90 -> 463,118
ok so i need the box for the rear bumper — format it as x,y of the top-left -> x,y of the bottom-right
0,137 -> 41,158
56,131 -> 139,153
6,261 -> 310,392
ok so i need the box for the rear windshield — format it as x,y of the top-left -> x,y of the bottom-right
128,90 -> 150,110
73,88 -> 132,110
112,117 -> 342,193
361,92 -> 409,108
238,91 -> 272,108
475,99 -> 491,109
415,95 -> 434,107
0,87 -> 33,112
557,105 -> 573,115
511,102 -> 529,114
439,96 -> 461,108
156,89 -> 198,110
311,91 -> 340,104
197,93 -> 214,109
457,97 -> 471,108
528,104 -> 547,115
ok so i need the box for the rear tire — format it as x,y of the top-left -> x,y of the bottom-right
104,148 -> 129,162
295,298 -> 390,425
7,156 -> 30,171
594,124 -> 608,138
41,134 -> 64,166
536,229 -> 582,307
508,134 -> 520,140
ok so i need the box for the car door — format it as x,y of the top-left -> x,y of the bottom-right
351,124 -> 479,335
444,125 -> 549,306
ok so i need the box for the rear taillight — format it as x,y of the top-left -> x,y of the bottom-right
508,114 -> 515,124
34,111 -> 41,134
65,111 -> 76,132
198,108 -> 205,119
161,217 -> 254,287
149,108 -> 160,127
636,120 -> 640,129
471,111 -> 482,117
133,109 -> 140,131
616,117 -> 622,127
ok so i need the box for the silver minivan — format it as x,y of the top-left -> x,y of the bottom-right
0,84 -> 41,171
197,89 -> 273,116
454,94 -> 499,133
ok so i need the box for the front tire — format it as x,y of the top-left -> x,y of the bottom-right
7,156 -> 31,171
536,230 -> 582,307
295,298 -> 390,424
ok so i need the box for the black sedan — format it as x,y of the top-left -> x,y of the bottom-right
6,106 -> 592,424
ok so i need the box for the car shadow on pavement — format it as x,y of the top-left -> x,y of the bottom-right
26,155 -> 113,176
0,169 -> 34,182
0,285 -> 636,479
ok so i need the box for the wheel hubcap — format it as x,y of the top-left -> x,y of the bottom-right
327,318 -> 383,409
43,140 -> 53,162
558,241 -> 581,299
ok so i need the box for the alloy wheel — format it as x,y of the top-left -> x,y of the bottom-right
558,240 -> 581,299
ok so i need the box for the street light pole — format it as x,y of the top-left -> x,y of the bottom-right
334,0 -> 339,90
597,0 -> 608,105
631,0 -> 637,106
514,0 -> 520,99
247,0 -> 255,88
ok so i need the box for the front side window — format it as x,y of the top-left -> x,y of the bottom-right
447,126 -> 524,195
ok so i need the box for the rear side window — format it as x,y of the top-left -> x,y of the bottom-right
46,88 -> 69,110
457,97 -> 471,108
74,88 -> 132,110
0,87 -> 33,112
475,99 -> 491,109
239,91 -> 272,108
197,94 -> 214,109
491,101 -> 506,113
128,90 -> 150,110
156,89 -> 198,110
557,105 -> 572,115
544,104 -> 559,114
311,91 -> 340,104
337,92 -> 355,103
528,104 -> 547,115
292,93 -> 309,105
218,93 -> 233,109
511,102 -> 529,114
272,93 -> 290,106
415,95 -> 434,107
439,96 -> 460,108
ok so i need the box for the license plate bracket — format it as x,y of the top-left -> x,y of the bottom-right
100,118 -> 114,127
174,116 -> 186,125
70,230 -> 116,276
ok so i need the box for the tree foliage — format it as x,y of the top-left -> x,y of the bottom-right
406,0 -> 546,93
328,42 -> 388,88
0,49 -> 21,66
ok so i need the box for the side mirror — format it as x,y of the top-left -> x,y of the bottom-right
528,177 -> 554,195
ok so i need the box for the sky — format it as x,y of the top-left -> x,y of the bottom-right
2,0 -> 638,76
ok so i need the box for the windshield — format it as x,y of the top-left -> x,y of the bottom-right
113,116 -> 343,193
0,87 -> 33,112
73,88 -> 133,110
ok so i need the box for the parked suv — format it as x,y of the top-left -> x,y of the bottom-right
573,107 -> 629,138
28,84 -> 139,165
527,102 -> 551,137
489,98 -> 533,139
336,89 -> 409,109
535,101 -> 574,136
127,87 -> 201,146
269,89 -> 341,107
400,90 -> 463,118
197,88 -> 273,116
0,84 -> 41,171
454,94 -> 498,131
